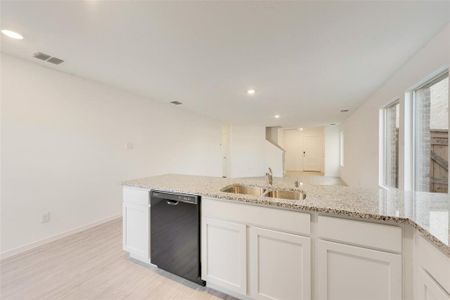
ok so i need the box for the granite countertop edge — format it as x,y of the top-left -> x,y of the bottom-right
122,175 -> 450,257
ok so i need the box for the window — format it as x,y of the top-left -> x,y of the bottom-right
382,101 -> 400,188
413,72 -> 449,193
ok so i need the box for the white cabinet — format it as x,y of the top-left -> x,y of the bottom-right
317,240 -> 402,300
414,235 -> 450,300
416,268 -> 450,300
122,187 -> 150,264
249,226 -> 311,300
201,198 -> 312,299
201,217 -> 247,295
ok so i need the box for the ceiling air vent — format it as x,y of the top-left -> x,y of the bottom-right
33,52 -> 64,65
33,52 -> 51,61
170,101 -> 183,105
47,57 -> 64,65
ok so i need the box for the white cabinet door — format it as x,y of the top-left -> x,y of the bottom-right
249,226 -> 311,300
317,240 -> 401,300
122,187 -> 150,264
201,217 -> 247,295
415,235 -> 450,295
417,268 -> 450,300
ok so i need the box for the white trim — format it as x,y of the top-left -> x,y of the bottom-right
0,214 -> 122,260
379,99 -> 400,189
129,253 -> 151,265
379,108 -> 385,187
403,91 -> 414,191
339,130 -> 344,167
407,65 -> 449,91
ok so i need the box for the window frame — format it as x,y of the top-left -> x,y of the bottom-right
410,70 -> 449,193
380,99 -> 400,189
378,66 -> 449,193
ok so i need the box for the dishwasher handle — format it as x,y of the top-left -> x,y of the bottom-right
166,200 -> 179,206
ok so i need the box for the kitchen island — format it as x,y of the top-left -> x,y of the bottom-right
122,174 -> 450,300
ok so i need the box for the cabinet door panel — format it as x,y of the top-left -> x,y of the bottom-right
417,268 -> 450,300
415,235 -> 450,294
249,226 -> 311,300
123,202 -> 150,262
317,240 -> 401,300
201,217 -> 246,295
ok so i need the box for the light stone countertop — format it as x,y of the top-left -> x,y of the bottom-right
123,174 -> 450,256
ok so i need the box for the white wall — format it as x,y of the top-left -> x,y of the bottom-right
229,126 -> 266,178
324,125 -> 340,177
264,141 -> 285,178
265,127 -> 284,148
228,125 -> 284,178
265,127 -> 277,144
341,24 -> 450,188
0,54 -> 222,255
277,127 -> 285,149
283,127 -> 324,172
264,127 -> 285,177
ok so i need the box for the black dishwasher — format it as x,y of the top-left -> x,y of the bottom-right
150,191 -> 205,286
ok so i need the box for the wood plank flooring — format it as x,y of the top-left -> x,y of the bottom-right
0,219 -> 235,300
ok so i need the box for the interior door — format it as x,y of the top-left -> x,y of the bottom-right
302,135 -> 323,172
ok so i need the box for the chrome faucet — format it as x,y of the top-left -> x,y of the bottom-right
266,168 -> 273,185
295,179 -> 304,193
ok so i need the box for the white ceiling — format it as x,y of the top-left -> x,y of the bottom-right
1,1 -> 449,127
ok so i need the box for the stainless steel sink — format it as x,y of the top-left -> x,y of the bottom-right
221,184 -> 266,196
263,189 -> 306,200
221,184 -> 306,200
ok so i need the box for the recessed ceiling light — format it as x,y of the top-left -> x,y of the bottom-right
298,128 -> 304,131
274,114 -> 280,119
1,29 -> 23,40
247,89 -> 255,95
340,109 -> 350,113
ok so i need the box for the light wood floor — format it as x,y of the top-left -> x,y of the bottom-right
0,219 -> 235,300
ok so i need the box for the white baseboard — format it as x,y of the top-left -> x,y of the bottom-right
1,214 -> 122,260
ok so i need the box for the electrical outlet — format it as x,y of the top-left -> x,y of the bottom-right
41,212 -> 51,223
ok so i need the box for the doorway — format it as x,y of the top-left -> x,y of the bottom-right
284,127 -> 324,173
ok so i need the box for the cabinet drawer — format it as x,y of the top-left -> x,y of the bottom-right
203,197 -> 310,235
123,186 -> 150,205
318,216 -> 402,252
416,234 -> 450,294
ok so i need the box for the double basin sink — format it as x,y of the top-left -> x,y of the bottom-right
221,184 -> 306,201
